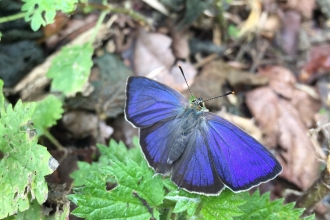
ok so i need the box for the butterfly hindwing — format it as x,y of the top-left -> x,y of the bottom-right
140,118 -> 183,174
125,76 -> 188,128
171,126 -> 225,194
202,112 -> 282,191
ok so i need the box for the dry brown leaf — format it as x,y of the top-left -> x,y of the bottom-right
280,10 -> 301,57
260,14 -> 281,39
134,28 -> 175,77
246,66 -> 321,190
170,27 -> 189,59
188,60 -> 268,108
238,0 -> 262,37
133,28 -> 197,94
280,0 -> 315,18
258,66 -> 296,98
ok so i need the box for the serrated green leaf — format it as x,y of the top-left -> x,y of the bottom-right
235,191 -> 305,220
14,199 -> 44,220
71,139 -> 143,187
32,95 -> 64,135
70,161 -> 105,187
165,190 -> 201,216
112,159 -> 164,206
98,139 -> 143,165
200,189 -> 246,220
47,43 -> 93,95
69,159 -> 165,220
22,0 -> 78,31
0,102 -> 59,218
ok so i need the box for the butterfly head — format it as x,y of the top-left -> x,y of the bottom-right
190,96 -> 209,112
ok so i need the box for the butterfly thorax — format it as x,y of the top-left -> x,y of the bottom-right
167,107 -> 204,165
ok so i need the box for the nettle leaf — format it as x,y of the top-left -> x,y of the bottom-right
71,140 -> 143,186
165,190 -> 201,216
47,43 -> 93,96
32,95 -> 64,135
235,191 -> 306,220
0,101 -> 59,218
69,159 -> 165,220
22,0 -> 78,31
200,189 -> 246,220
14,197 -> 70,220
70,161 -> 104,187
15,199 -> 43,220
98,139 -> 143,165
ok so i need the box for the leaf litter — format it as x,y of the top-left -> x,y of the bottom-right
3,0 -> 330,218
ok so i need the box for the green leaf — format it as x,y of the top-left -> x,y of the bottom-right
201,189 -> 246,220
14,199 -> 44,220
0,79 -> 4,108
178,0 -> 213,28
235,191 -> 305,220
71,139 -> 143,187
69,159 -> 165,220
165,190 -> 201,216
228,24 -> 240,39
70,161 -> 104,187
98,139 -> 143,165
22,0 -> 78,31
0,101 -> 59,218
47,43 -> 93,96
32,95 -> 64,135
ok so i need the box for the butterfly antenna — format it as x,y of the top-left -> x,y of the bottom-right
178,64 -> 193,97
203,91 -> 235,102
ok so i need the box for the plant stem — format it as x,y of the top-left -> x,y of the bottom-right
43,129 -> 66,152
0,12 -> 26,24
77,3 -> 150,26
89,10 -> 107,45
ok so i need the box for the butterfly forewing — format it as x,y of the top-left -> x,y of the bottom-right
125,76 -> 188,128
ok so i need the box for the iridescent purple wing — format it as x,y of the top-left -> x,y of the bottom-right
125,76 -> 188,128
170,125 -> 225,195
139,118 -> 182,175
201,112 -> 282,192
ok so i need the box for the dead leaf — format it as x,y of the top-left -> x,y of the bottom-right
238,0 -> 262,37
188,60 -> 268,108
258,65 -> 296,99
299,44 -> 330,83
170,27 -> 189,59
260,14 -> 281,39
134,28 -> 175,77
279,0 -> 315,18
280,10 -> 301,57
246,66 -> 321,190
62,110 -> 98,139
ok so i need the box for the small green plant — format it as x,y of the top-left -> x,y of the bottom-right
0,80 -> 59,218
47,44 -> 94,96
22,0 -> 78,31
68,139 -> 313,220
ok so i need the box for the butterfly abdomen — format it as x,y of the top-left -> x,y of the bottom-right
167,108 -> 201,164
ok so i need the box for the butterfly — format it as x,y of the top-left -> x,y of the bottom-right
124,73 -> 282,195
